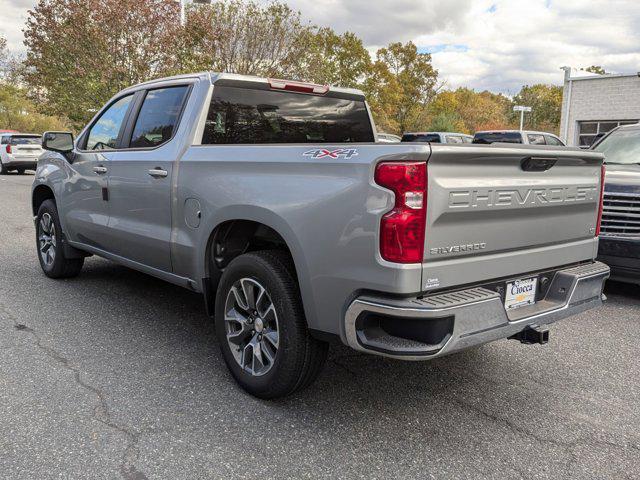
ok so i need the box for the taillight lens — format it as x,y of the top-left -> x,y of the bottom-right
375,161 -> 427,263
595,164 -> 606,237
5,144 -> 11,154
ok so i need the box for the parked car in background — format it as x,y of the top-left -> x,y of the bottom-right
0,133 -> 43,174
473,130 -> 565,146
34,72 -> 608,398
593,124 -> 640,284
401,132 -> 473,144
377,132 -> 401,143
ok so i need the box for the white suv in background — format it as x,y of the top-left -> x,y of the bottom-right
473,130 -> 565,146
0,133 -> 43,174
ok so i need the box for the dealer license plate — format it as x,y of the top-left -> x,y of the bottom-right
504,277 -> 538,310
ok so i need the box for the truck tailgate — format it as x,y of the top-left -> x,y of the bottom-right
422,144 -> 604,291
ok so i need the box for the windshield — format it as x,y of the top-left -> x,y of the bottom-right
594,128 -> 640,164
10,136 -> 41,145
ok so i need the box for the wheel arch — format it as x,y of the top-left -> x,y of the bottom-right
200,208 -> 317,328
32,184 -> 56,216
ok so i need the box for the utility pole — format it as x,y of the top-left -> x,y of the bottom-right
513,105 -> 532,131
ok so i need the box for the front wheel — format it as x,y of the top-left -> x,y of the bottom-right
36,199 -> 84,278
0,160 -> 6,175
215,251 -> 328,399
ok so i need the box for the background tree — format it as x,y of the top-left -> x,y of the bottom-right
510,84 -> 562,134
364,42 -> 438,134
23,0 -> 180,128
174,1 -> 310,77
583,65 -> 606,75
290,28 -> 371,88
425,88 -> 513,134
0,36 -> 7,77
0,83 -> 69,132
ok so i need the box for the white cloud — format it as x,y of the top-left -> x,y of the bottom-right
1,0 -> 640,93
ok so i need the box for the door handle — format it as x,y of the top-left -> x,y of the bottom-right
93,166 -> 108,174
148,168 -> 168,178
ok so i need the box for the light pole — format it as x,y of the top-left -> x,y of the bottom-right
513,105 -> 532,131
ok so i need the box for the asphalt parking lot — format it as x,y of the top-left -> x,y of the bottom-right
0,172 -> 639,480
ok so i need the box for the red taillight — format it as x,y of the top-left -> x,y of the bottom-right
268,78 -> 329,95
5,144 -> 11,154
375,161 -> 427,263
595,164 -> 606,237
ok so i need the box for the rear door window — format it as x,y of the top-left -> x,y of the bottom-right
402,133 -> 441,143
202,86 -> 374,144
129,86 -> 189,149
445,135 -> 463,144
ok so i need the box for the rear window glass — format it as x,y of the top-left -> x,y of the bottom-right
202,86 -> 374,144
473,132 -> 522,144
527,134 -> 545,145
401,133 -> 441,143
10,136 -> 41,145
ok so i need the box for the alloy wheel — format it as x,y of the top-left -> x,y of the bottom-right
224,278 -> 280,376
38,213 -> 57,267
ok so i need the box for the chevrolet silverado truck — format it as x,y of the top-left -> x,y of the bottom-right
32,73 -> 609,398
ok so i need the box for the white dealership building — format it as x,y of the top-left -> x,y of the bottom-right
560,67 -> 640,147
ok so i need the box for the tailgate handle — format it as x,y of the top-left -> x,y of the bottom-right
521,156 -> 558,172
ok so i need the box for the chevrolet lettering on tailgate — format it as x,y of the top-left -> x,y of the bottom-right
448,185 -> 598,209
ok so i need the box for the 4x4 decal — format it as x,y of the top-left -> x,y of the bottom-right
303,148 -> 359,159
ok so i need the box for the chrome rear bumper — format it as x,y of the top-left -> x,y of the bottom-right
344,262 -> 610,360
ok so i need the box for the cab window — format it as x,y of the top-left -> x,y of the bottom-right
527,134 -> 546,145
129,86 -> 189,149
86,95 -> 134,150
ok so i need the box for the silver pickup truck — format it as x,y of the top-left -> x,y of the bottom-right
33,73 -> 609,398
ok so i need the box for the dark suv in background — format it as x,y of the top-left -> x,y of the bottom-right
594,123 -> 640,285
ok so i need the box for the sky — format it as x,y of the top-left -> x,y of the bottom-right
1,0 -> 640,94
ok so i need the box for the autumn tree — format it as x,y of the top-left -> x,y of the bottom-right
0,83 -> 69,132
290,28 -> 372,88
510,84 -> 563,134
173,1 -> 310,77
23,0 -> 181,128
425,88 -> 513,134
364,42 -> 438,134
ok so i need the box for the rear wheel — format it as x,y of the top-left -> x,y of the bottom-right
0,160 -> 6,175
215,251 -> 328,399
16,167 -> 26,175
36,199 -> 84,278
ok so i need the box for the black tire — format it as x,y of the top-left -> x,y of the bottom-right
16,167 -> 26,175
0,160 -> 6,175
215,250 -> 328,399
36,199 -> 84,278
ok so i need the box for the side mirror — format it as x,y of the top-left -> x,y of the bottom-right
42,131 -> 74,155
